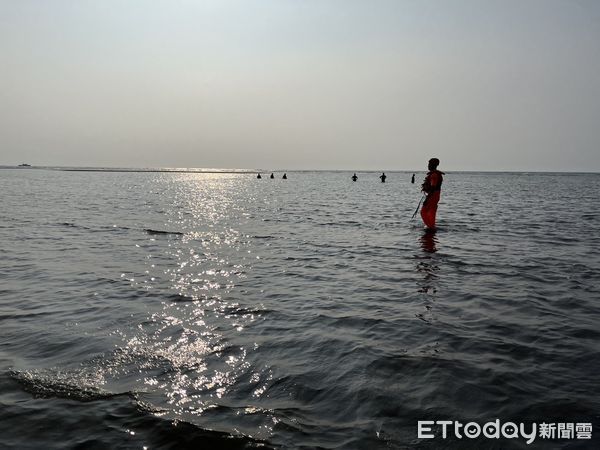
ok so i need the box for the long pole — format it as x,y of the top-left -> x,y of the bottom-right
411,194 -> 426,219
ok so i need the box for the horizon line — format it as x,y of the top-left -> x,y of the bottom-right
1,165 -> 599,175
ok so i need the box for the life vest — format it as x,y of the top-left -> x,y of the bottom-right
422,170 -> 444,193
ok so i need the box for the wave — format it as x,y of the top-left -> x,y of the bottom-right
4,370 -> 275,449
144,229 -> 185,236
54,221 -> 184,237
9,369 -> 127,402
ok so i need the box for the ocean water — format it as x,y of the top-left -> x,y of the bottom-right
1,168 -> 599,449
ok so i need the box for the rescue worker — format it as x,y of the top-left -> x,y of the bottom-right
420,158 -> 444,229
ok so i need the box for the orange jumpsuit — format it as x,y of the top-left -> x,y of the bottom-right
420,170 -> 443,229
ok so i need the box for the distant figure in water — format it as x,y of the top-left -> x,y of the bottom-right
270,173 -> 274,179
257,173 -> 262,179
352,173 -> 358,182
380,172 -> 387,183
282,173 -> 287,179
411,173 -> 415,184
421,158 -> 444,229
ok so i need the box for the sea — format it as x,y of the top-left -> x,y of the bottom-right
1,168 -> 599,449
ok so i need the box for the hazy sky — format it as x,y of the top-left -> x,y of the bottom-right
1,0 -> 599,171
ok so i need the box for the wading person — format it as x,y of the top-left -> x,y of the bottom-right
380,172 -> 387,183
420,158 -> 444,229
352,173 -> 358,182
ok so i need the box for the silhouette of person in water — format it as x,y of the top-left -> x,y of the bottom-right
411,173 -> 415,184
282,173 -> 287,179
257,173 -> 262,179
380,172 -> 387,183
352,173 -> 358,182
270,173 -> 274,179
421,158 -> 444,229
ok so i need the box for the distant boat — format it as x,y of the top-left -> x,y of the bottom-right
18,163 -> 31,167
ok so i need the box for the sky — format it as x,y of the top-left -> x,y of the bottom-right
1,0 -> 599,172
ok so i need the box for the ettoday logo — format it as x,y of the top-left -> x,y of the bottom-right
418,420 -> 593,444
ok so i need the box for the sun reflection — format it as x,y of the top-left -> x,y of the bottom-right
112,173 -> 273,436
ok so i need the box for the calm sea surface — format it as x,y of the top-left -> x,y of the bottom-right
1,169 -> 599,449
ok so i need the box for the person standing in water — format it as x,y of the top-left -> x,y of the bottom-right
270,173 -> 274,179
380,172 -> 387,183
352,173 -> 358,182
420,158 -> 444,229
282,173 -> 287,179
257,173 -> 262,179
411,173 -> 415,184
